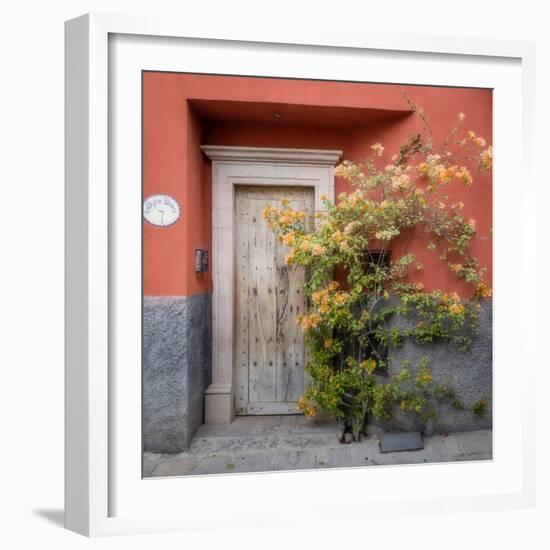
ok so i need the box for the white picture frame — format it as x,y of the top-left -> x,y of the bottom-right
65,13 -> 537,537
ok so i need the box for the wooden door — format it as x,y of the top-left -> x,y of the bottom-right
235,186 -> 314,415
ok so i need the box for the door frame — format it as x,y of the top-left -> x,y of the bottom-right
200,145 -> 342,424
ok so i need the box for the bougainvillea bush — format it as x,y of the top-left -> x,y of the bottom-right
263,101 -> 493,441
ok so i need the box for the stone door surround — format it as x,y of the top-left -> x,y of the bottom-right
200,145 -> 342,424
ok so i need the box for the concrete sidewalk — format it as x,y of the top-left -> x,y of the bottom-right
144,416 -> 492,478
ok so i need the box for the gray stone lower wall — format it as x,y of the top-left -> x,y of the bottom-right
143,293 -> 490,450
369,299 -> 492,435
143,294 -> 212,453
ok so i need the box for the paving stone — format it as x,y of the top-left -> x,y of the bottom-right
271,450 -> 315,471
314,446 -> 353,468
454,452 -> 492,462
455,429 -> 493,455
229,453 -> 275,473
276,434 -> 337,449
189,455 -> 244,476
379,432 -> 424,453
151,457 -> 197,477
376,451 -> 427,465
422,434 -> 460,461
143,455 -> 161,477
143,416 -> 492,477
349,440 -> 378,465
194,415 -> 339,438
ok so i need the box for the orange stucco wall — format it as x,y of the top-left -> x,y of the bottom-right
143,72 -> 492,298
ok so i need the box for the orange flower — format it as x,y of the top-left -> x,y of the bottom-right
371,142 -> 385,157
465,130 -> 488,149
417,162 -> 430,177
284,251 -> 296,265
296,396 -> 317,417
480,146 -> 493,170
332,230 -> 343,243
360,358 -> 377,373
456,167 -> 473,186
449,303 -> 465,316
474,282 -> 492,299
300,238 -> 312,252
312,243 -> 326,256
281,232 -> 296,246
297,313 -> 322,330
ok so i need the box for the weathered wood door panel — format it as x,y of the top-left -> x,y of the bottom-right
235,186 -> 314,415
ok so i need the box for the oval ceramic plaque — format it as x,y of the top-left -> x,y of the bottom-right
143,194 -> 180,227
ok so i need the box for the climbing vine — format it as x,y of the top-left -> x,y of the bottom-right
263,97 -> 492,441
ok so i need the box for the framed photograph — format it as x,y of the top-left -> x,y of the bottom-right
65,13 -> 536,537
